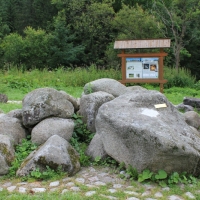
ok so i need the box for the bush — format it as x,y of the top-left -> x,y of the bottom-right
164,67 -> 196,88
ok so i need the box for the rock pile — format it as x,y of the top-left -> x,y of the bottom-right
1,78 -> 200,177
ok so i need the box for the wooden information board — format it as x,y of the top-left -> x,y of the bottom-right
114,39 -> 171,93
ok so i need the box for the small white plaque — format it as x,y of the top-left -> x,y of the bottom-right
154,103 -> 167,108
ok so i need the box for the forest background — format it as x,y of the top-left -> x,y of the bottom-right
0,0 -> 200,80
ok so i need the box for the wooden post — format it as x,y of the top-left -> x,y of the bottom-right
121,50 -> 126,85
159,48 -> 164,93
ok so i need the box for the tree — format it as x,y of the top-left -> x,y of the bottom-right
153,0 -> 200,71
47,12 -> 85,68
112,4 -> 164,39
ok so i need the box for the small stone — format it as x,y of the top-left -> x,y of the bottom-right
3,182 -> 12,187
162,187 -> 170,191
0,187 -> 3,191
99,172 -> 109,177
75,178 -> 85,184
142,191 -> 151,196
61,189 -> 69,194
49,181 -> 60,187
70,187 -> 80,192
85,191 -> 96,197
113,184 -> 122,189
126,186 -> 134,189
85,184 -> 98,188
145,198 -> 157,200
31,188 -> 46,193
120,171 -> 126,175
50,188 -> 58,192
125,191 -> 140,196
168,195 -> 183,200
185,192 -> 195,199
94,181 -> 106,186
7,186 -> 16,192
108,189 -> 117,193
154,192 -> 163,198
65,182 -> 75,187
100,194 -> 118,200
19,187 -> 26,193
62,177 -> 72,182
17,182 -> 27,186
89,167 -> 96,172
88,176 -> 99,182
126,198 -> 140,200
143,184 -> 156,190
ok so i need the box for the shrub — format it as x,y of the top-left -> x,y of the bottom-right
164,67 -> 196,88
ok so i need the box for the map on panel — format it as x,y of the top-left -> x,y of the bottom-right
126,58 -> 159,79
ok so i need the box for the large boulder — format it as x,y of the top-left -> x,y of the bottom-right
83,78 -> 127,97
31,117 -> 74,145
0,115 -> 26,145
175,103 -> 194,112
7,109 -> 23,121
0,135 -> 15,175
94,90 -> 200,175
17,135 -> 80,177
79,91 -> 114,132
22,88 -> 74,128
183,97 -> 200,109
0,94 -> 8,103
86,134 -> 107,160
183,111 -> 200,130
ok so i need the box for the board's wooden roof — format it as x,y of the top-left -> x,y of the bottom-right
114,39 -> 171,49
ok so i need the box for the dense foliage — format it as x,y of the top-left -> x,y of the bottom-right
0,0 -> 200,79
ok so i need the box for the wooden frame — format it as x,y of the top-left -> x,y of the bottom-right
114,39 -> 170,93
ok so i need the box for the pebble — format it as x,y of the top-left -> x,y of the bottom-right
7,186 -> 16,192
49,181 -> 60,187
85,191 -> 96,196
185,192 -> 195,199
18,187 -> 26,193
168,195 -> 183,200
127,198 -> 140,200
125,191 -> 140,196
31,188 -> 46,193
154,192 -> 163,198
75,178 -> 85,184
70,186 -> 80,192
108,189 -> 117,193
113,184 -> 123,189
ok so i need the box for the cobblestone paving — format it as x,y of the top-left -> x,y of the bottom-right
0,166 -> 198,199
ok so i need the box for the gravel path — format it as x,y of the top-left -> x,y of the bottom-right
0,166 -> 198,199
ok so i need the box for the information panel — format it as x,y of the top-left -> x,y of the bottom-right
126,58 -> 159,79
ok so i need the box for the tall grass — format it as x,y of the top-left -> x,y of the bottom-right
164,67 -> 196,88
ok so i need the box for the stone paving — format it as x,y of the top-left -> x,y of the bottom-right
0,166 -> 198,199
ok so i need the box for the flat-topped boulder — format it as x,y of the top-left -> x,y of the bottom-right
91,90 -> 200,175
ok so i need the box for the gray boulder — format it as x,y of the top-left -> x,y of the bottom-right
86,134 -> 107,160
22,88 -> 74,128
94,90 -> 200,175
184,111 -> 200,130
126,85 -> 147,92
0,94 -> 8,103
59,91 -> 80,112
7,109 -> 23,121
83,78 -> 127,97
31,117 -> 74,145
17,135 -> 80,177
0,115 -> 26,145
183,97 -> 200,108
79,91 -> 114,132
175,103 -> 194,112
0,135 -> 15,175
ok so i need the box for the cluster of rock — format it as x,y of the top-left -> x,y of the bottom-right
1,78 -> 200,177
0,88 -> 80,176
